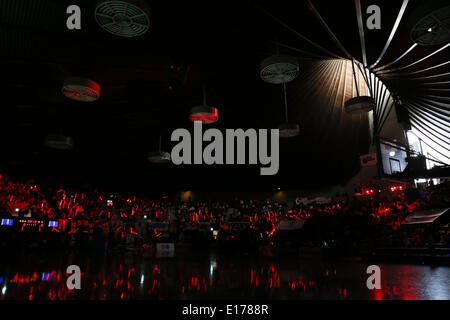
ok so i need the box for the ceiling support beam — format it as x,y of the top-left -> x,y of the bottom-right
380,43 -> 450,74
354,0 -> 367,66
370,0 -> 410,68
374,44 -> 417,72
256,4 -> 343,59
304,0 -> 352,59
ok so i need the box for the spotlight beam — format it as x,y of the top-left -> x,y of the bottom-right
333,60 -> 345,108
341,61 -> 349,109
351,59 -> 361,96
306,60 -> 338,124
316,61 -> 342,139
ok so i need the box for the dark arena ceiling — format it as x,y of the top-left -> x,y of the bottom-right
0,0 -> 449,193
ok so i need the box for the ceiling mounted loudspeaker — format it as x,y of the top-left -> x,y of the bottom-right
147,151 -> 171,163
344,96 -> 375,114
409,0 -> 450,45
95,0 -> 150,38
278,123 -> 300,138
62,77 -> 100,102
189,106 -> 219,124
260,54 -> 299,84
44,134 -> 74,150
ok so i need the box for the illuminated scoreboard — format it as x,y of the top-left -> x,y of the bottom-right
0,217 -> 65,233
19,219 -> 44,227
0,218 -> 62,232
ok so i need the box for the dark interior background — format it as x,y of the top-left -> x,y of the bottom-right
0,0 -> 448,194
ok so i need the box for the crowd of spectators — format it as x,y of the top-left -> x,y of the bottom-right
0,174 -> 53,218
1,173 -> 449,251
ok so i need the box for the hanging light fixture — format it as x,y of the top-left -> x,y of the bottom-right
260,46 -> 300,137
189,86 -> 219,124
345,96 -> 376,114
344,59 -> 375,114
148,136 -> 171,163
44,134 -> 74,150
62,77 -> 100,102
408,0 -> 450,45
260,54 -> 299,84
95,0 -> 151,38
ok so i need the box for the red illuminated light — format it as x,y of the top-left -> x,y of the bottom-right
389,185 -> 405,192
189,107 -> 219,124
62,77 -> 100,102
355,188 -> 374,196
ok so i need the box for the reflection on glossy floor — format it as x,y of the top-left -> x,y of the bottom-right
0,252 -> 449,300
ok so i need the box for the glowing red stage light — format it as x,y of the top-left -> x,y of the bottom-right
356,188 -> 374,196
389,185 -> 405,192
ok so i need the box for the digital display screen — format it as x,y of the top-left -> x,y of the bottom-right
48,221 -> 59,228
1,219 -> 13,226
19,219 -> 44,226
42,272 -> 53,281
